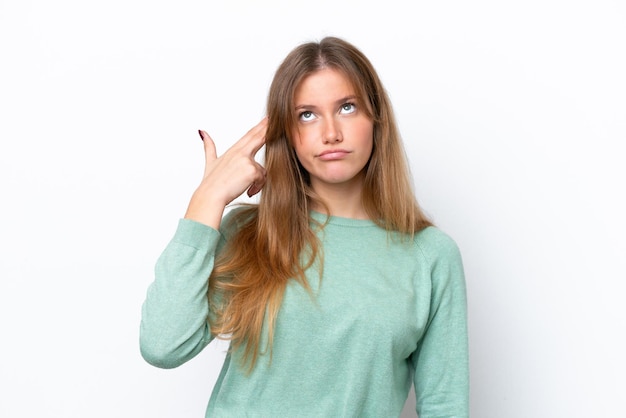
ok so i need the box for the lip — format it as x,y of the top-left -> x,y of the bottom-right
317,149 -> 351,161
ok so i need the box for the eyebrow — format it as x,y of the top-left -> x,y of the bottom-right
294,95 -> 359,111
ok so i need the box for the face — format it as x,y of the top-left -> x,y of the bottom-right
291,68 -> 374,193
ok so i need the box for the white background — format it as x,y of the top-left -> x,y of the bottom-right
1,1 -> 624,417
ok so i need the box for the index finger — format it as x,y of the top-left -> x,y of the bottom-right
239,117 -> 268,156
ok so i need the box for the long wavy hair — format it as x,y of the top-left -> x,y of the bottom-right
208,36 -> 433,372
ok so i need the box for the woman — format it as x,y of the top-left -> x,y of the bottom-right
140,36 -> 469,417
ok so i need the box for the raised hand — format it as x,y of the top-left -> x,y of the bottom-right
184,118 -> 268,229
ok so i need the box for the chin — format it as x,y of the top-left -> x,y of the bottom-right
316,172 -> 365,186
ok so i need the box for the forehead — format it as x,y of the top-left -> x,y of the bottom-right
294,68 -> 356,103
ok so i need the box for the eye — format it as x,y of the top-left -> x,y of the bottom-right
340,102 -> 356,114
298,110 -> 315,122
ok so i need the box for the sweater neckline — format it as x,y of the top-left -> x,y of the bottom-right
309,210 -> 378,228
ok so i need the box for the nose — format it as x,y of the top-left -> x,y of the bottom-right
323,118 -> 342,144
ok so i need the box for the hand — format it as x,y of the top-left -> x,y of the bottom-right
184,118 -> 268,228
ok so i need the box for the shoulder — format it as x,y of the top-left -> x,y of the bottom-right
219,204 -> 258,240
412,226 -> 464,270
413,227 -> 466,299
414,226 -> 464,284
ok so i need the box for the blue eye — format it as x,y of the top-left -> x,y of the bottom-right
340,102 -> 356,114
299,111 -> 315,121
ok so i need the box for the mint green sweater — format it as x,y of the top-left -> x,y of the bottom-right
140,211 -> 469,417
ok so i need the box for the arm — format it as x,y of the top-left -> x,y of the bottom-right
139,119 -> 267,368
412,230 -> 469,417
139,219 -> 222,369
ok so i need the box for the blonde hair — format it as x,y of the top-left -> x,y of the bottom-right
208,36 -> 432,372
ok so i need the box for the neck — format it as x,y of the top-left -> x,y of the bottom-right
309,175 -> 369,220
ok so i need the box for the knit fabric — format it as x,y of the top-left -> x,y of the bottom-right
140,211 -> 469,417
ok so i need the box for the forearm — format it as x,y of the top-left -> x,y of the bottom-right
140,219 -> 222,368
413,230 -> 470,417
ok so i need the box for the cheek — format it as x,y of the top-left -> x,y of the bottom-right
357,124 -> 375,155
290,129 -> 313,155
289,132 -> 301,156
290,128 -> 305,148
289,132 -> 308,166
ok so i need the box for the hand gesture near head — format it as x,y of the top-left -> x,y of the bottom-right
184,118 -> 268,229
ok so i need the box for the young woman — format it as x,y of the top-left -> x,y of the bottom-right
140,36 -> 469,417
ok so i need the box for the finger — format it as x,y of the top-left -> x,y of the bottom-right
246,164 -> 267,197
239,117 -> 268,156
199,130 -> 217,159
247,184 -> 260,198
199,130 -> 217,177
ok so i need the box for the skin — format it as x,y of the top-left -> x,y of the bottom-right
185,68 -> 374,228
292,68 -> 374,219
185,119 -> 267,229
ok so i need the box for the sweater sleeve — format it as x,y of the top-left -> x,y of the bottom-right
411,229 -> 469,417
139,218 -> 223,369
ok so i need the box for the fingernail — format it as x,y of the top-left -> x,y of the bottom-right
248,183 -> 261,198
198,130 -> 204,141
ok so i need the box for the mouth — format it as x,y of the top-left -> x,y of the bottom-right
317,149 -> 351,161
